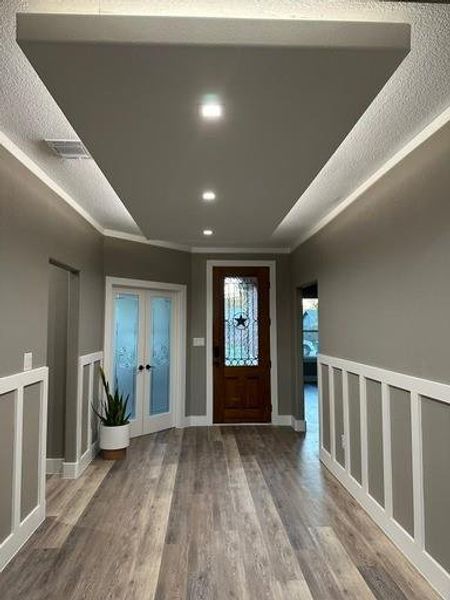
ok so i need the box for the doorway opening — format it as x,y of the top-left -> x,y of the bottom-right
46,260 -> 79,467
104,278 -> 186,437
299,282 -> 319,437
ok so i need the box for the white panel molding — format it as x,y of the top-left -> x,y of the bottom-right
0,367 -> 48,572
62,441 -> 99,480
317,353 -> 450,599
63,351 -> 103,480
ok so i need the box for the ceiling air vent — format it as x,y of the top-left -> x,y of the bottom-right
45,139 -> 91,159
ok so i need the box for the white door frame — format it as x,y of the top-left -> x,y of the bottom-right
206,260 -> 279,425
104,276 -> 187,430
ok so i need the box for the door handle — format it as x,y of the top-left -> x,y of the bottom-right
138,365 -> 144,372
145,364 -> 153,370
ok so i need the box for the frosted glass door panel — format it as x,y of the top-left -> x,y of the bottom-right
149,297 -> 172,416
113,293 -> 139,419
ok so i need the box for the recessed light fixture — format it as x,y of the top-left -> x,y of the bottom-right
203,229 -> 214,236
202,190 -> 216,201
200,95 -> 223,120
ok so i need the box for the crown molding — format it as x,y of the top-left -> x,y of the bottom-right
4,101 -> 449,258
291,103 -> 450,251
191,246 -> 291,254
103,229 -> 191,252
0,130 -> 104,234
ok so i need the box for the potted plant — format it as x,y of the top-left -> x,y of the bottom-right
93,367 -> 131,460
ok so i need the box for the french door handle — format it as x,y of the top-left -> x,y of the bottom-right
145,364 -> 153,370
138,365 -> 144,372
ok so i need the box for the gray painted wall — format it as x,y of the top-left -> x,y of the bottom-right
366,378 -> 384,507
292,122 -> 450,577
0,149 -> 104,378
348,372 -> 362,484
291,122 -> 450,388
0,148 -> 104,470
0,391 -> 14,544
46,264 -> 69,459
333,368 -> 345,466
390,386 -> 414,536
21,383 -> 41,520
321,364 -> 331,453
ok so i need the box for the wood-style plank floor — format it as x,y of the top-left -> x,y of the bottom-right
0,391 -> 440,599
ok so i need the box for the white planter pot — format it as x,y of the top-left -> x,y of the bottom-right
99,423 -> 130,450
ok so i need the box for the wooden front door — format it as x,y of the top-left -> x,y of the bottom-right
213,266 -> 271,423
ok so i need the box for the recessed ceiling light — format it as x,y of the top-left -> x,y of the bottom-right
200,96 -> 223,120
202,190 -> 216,201
203,229 -> 214,236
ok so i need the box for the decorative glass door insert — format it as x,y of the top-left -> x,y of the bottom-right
113,292 -> 140,420
224,277 -> 259,366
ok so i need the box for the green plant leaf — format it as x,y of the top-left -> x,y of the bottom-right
95,368 -> 131,426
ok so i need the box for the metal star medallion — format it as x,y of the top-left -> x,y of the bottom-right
234,314 -> 248,329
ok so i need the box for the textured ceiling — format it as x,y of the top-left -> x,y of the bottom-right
2,1 -> 450,249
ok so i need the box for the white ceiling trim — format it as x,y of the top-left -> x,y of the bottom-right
292,103 -> 450,251
0,127 -> 292,255
104,230 -> 291,254
191,246 -> 290,254
0,129 -> 104,234
3,103 -> 448,257
103,229 -> 192,252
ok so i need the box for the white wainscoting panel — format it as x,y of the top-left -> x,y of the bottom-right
0,367 -> 48,572
318,353 -> 450,599
62,351 -> 103,479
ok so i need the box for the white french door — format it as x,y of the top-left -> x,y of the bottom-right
110,286 -> 176,437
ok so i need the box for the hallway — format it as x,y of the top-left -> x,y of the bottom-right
0,425 -> 438,600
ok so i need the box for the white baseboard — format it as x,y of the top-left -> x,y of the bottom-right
184,416 -> 210,427
290,417 -> 307,432
62,441 -> 99,480
184,414 -> 306,432
46,458 -> 63,475
272,414 -> 291,426
0,503 -> 45,572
